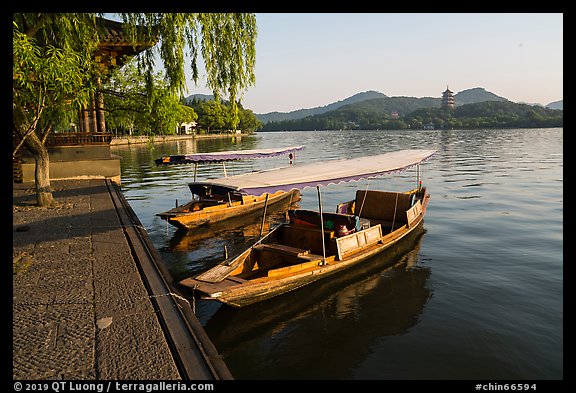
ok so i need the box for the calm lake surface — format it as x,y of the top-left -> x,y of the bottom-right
111,128 -> 563,380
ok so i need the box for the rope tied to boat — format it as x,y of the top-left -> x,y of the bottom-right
13,292 -> 192,308
357,180 -> 371,218
391,192 -> 399,233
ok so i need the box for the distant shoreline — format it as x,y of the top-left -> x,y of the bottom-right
110,133 -> 247,145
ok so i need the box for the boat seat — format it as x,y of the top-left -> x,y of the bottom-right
288,209 -> 360,231
354,190 -> 411,224
253,243 -> 310,257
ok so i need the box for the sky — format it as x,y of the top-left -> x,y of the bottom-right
185,13 -> 563,114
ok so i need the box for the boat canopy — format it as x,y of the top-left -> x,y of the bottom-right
155,146 -> 305,166
210,149 -> 436,195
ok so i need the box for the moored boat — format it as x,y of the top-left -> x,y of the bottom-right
179,149 -> 436,307
155,146 -> 304,230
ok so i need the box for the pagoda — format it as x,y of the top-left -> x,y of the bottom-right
441,86 -> 455,109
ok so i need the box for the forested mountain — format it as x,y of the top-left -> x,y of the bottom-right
256,90 -> 387,124
260,96 -> 440,131
453,87 -> 507,105
404,101 -> 562,129
546,100 -> 563,110
184,88 -> 562,131
260,99 -> 562,131
185,93 -> 215,103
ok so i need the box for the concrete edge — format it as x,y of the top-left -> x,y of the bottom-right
105,179 -> 234,380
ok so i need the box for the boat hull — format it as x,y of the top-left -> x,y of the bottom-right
180,189 -> 430,308
158,189 -> 301,231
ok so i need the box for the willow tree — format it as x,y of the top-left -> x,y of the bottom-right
13,13 -> 257,206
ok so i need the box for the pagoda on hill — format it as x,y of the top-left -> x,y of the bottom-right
442,86 -> 455,109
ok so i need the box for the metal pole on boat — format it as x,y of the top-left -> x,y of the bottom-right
317,186 -> 327,266
259,193 -> 269,238
222,162 -> 228,178
193,163 -> 197,182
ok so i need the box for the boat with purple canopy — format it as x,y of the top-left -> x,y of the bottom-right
155,146 -> 304,231
178,149 -> 436,307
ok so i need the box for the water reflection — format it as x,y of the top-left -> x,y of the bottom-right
113,129 -> 563,380
167,209 -> 291,254
199,226 -> 432,379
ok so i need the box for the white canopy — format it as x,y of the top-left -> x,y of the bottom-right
155,145 -> 304,165
211,149 -> 436,195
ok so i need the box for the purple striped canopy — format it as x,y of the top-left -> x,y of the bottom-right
210,149 -> 436,195
155,146 -> 305,166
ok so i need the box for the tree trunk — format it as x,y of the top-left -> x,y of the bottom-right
24,131 -> 55,206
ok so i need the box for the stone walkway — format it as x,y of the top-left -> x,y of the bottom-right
13,179 -> 231,380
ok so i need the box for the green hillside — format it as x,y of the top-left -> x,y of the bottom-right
260,99 -> 562,131
453,87 -> 507,105
256,90 -> 387,123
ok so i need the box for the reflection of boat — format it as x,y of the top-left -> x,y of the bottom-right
202,225 -> 430,352
179,149 -> 436,307
155,146 -> 304,231
168,206 -> 295,253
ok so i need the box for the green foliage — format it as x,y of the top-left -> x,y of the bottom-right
14,13 -> 257,138
103,60 -> 201,135
237,107 -> 262,133
405,101 -> 563,129
13,23 -> 97,149
187,98 -> 261,134
260,97 -> 563,131
13,12 -> 257,206
195,100 -> 225,132
103,59 -> 262,135
117,13 -> 256,112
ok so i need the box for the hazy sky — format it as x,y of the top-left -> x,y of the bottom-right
186,13 -> 563,114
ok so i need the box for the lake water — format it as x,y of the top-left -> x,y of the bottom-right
111,128 -> 563,381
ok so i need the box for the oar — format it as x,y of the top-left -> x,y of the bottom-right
194,225 -> 279,283
259,193 -> 269,238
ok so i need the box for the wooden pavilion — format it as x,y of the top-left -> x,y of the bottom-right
17,17 -> 157,184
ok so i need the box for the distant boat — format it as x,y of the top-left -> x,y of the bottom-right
179,149 -> 436,307
155,146 -> 304,231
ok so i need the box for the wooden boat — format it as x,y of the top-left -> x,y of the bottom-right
155,146 -> 304,230
167,204 -> 296,252
202,225 -> 429,348
179,149 -> 436,307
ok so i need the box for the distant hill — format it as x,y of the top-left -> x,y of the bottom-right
184,93 -> 215,103
324,96 -> 441,119
546,100 -> 563,110
257,87 -> 511,125
256,90 -> 387,124
453,87 -> 508,105
260,96 -> 440,131
259,90 -> 562,131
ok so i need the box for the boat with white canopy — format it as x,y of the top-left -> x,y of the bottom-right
179,149 -> 436,307
155,146 -> 304,230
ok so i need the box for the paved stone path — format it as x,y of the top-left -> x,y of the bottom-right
13,179 -> 226,380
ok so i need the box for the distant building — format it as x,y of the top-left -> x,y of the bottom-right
423,122 -> 435,130
178,121 -> 197,135
442,86 -> 455,109
390,111 -> 399,119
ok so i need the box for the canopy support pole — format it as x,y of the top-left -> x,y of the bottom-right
222,162 -> 228,178
317,186 -> 327,266
259,194 -> 269,238
193,163 -> 197,182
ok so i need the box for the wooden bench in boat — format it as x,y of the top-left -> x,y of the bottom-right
253,243 -> 310,257
266,253 -> 327,278
335,224 -> 383,260
282,224 -> 335,256
353,190 -> 423,229
354,190 -> 411,223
